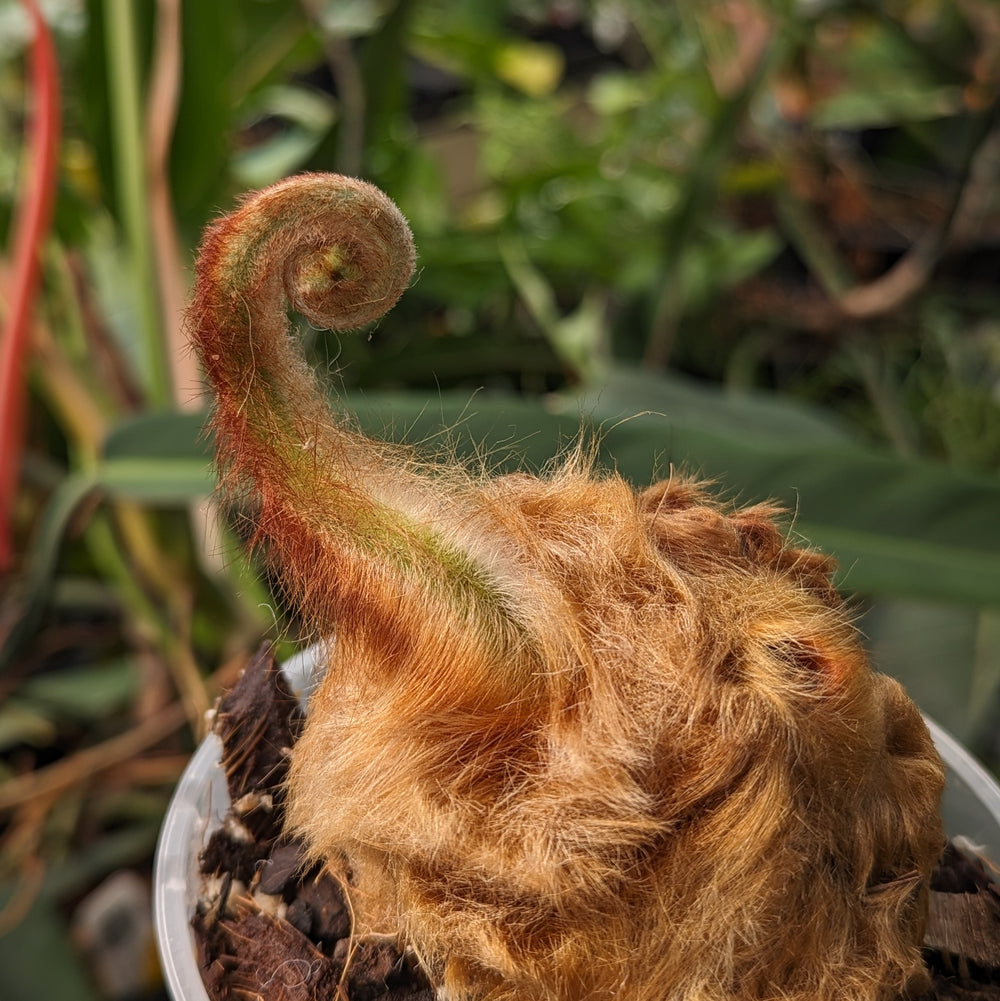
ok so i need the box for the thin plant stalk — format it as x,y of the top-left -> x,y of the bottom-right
147,0 -> 197,410
104,0 -> 171,405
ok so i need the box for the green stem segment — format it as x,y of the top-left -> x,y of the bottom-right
104,0 -> 170,404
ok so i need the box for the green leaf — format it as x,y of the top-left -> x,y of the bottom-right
797,520 -> 1000,610
493,40 -> 564,97
1,473 -> 102,669
351,379 -> 1000,608
680,225 -> 783,310
811,85 -> 965,130
573,367 -> 854,446
97,457 -> 214,501
232,84 -> 338,188
863,599 -> 1000,745
100,412 -> 214,499
587,437 -> 1000,607
13,372 -> 999,689
588,71 -> 650,116
102,411 -> 209,460
18,659 -> 139,723
807,13 -> 965,131
44,822 -> 163,900
499,235 -> 609,381
0,701 -> 57,752
315,0 -> 389,37
1,414 -> 213,667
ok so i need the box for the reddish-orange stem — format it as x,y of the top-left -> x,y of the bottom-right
0,0 -> 61,571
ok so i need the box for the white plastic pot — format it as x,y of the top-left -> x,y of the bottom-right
153,647 -> 1000,1001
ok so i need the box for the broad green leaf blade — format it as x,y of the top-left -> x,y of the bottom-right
232,84 -> 338,188
97,457 -> 214,501
100,412 -> 214,499
1,413 -> 213,667
863,599 -> 1000,745
352,386 -> 1000,608
41,385 -> 1000,611
573,367 -> 853,445
102,412 -> 209,461
797,520 -> 1000,609
0,473 -> 101,668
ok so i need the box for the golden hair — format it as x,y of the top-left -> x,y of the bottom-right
189,173 -> 944,1001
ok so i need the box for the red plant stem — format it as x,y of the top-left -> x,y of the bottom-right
0,0 -> 61,571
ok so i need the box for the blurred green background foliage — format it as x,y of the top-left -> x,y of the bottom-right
1,0 -> 999,997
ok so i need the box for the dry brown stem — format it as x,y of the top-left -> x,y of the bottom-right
0,701 -> 187,814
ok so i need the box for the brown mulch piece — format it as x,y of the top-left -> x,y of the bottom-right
192,644 -> 1000,1000
192,644 -> 432,1001
919,842 -> 1000,999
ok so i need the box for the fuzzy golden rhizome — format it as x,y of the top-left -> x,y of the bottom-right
188,172 -> 944,1001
